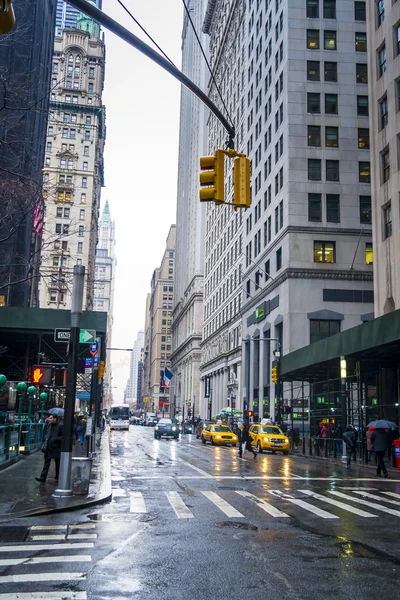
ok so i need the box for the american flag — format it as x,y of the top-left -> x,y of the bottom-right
32,197 -> 44,236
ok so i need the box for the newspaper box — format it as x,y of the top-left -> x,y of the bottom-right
71,457 -> 93,495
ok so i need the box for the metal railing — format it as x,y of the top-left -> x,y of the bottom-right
0,423 -> 44,465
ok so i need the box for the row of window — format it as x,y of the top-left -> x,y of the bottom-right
204,295 -> 242,339
55,207 -> 85,220
46,142 -> 90,156
307,60 -> 367,83
45,157 -> 90,172
53,61 -> 95,78
306,0 -> 366,21
308,159 -> 371,185
307,125 -> 369,149
55,223 -> 85,237
308,193 -> 371,224
306,29 -> 367,52
307,93 -> 370,117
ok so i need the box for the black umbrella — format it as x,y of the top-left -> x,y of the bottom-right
48,407 -> 65,417
367,419 -> 398,429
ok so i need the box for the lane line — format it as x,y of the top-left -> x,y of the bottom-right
300,490 -> 377,518
0,543 -> 94,552
269,491 -> 339,519
66,534 -> 97,540
329,490 -> 400,517
177,459 -> 213,478
130,475 -> 397,481
202,491 -> 244,518
236,491 -> 290,518
0,572 -> 86,583
353,491 -> 400,506
0,594 -> 87,599
165,491 -> 194,519
129,492 -> 147,513
0,555 -> 92,566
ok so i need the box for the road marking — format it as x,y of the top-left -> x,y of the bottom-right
177,459 -> 213,478
0,594 -> 87,599
202,491 -> 244,518
337,487 -> 378,491
69,524 -> 96,530
0,555 -> 92,566
165,491 -> 194,518
112,488 -> 127,497
236,491 -> 290,518
129,492 -> 147,513
0,543 -> 94,552
66,534 -> 97,540
29,535 -> 66,541
353,491 -> 400,506
124,441 -> 130,448
269,491 -> 339,519
382,491 -> 400,500
300,490 -> 377,518
0,572 -> 86,583
329,490 -> 400,517
130,475 -> 396,481
29,526 -> 67,531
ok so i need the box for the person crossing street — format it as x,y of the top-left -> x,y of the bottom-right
237,422 -> 257,459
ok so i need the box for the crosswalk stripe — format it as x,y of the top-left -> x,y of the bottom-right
300,490 -> 378,518
29,535 -> 66,541
0,555 -> 92,566
29,524 -> 95,531
353,491 -> 400,506
202,491 -> 244,518
129,492 -> 147,513
112,488 -> 127,497
165,491 -> 194,519
329,490 -> 400,517
0,572 -> 86,583
0,593 -> 87,599
269,491 -> 339,519
66,534 -> 97,540
69,525 -> 96,530
236,491 -> 290,518
382,491 -> 400,500
0,543 -> 94,552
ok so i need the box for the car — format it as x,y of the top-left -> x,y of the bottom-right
181,420 -> 194,434
201,424 -> 238,446
154,418 -> 180,439
195,420 -> 215,439
248,424 -> 290,455
147,417 -> 158,427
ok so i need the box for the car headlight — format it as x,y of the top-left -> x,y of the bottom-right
284,438 -> 289,443
155,426 -> 159,430
172,426 -> 176,430
215,435 -> 221,439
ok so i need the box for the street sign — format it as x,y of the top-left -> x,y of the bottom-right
98,360 -> 105,379
94,356 -> 100,369
90,341 -> 98,357
54,329 -> 70,342
54,329 -> 96,344
85,358 -> 93,374
143,397 -> 149,403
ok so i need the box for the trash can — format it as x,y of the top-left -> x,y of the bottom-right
394,439 -> 400,469
71,457 -> 93,495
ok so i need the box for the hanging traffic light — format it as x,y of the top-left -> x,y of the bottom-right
271,365 -> 278,384
0,0 -> 15,34
233,156 -> 251,210
199,149 -> 225,205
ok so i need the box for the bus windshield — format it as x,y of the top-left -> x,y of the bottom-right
109,406 -> 129,420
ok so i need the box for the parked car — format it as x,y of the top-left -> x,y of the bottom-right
181,420 -> 194,434
201,424 -> 238,447
248,424 -> 290,455
195,420 -> 215,439
154,418 -> 180,439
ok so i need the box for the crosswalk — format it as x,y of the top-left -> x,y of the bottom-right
111,486 -> 400,522
0,523 -> 96,599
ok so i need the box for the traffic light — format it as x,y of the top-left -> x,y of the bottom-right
271,365 -> 278,384
233,156 -> 251,210
0,0 -> 16,34
31,365 -> 52,386
200,149 -> 225,205
247,410 -> 253,418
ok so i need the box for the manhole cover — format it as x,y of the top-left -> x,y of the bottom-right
0,526 -> 29,543
215,521 -> 259,531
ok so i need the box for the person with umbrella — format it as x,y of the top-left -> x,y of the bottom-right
370,420 -> 393,478
342,425 -> 357,469
35,413 -> 63,483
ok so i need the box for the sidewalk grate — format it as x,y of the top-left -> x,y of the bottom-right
0,526 -> 29,543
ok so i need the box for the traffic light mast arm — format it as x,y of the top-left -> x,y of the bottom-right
66,0 -> 235,146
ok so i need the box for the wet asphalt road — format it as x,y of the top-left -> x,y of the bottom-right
1,426 -> 400,599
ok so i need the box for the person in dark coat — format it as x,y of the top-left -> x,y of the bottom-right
36,414 -> 63,483
371,428 -> 389,477
237,423 -> 257,459
342,424 -> 357,469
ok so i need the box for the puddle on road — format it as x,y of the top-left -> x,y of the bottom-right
215,521 -> 260,531
88,513 -> 154,523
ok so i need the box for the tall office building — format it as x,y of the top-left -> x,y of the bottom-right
55,0 -> 102,34
39,14 -> 106,310
366,0 -> 400,316
0,0 -> 57,308
171,0 -> 208,421
125,331 -> 145,407
199,0 -> 247,419
241,0 -> 373,421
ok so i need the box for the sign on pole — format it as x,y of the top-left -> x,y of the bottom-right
54,329 -> 71,342
85,358 -> 93,375
54,329 -> 96,344
90,341 -> 98,357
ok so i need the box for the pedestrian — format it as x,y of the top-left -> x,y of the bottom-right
77,412 -> 86,445
35,414 -> 63,483
334,423 -> 343,454
342,424 -> 357,469
237,423 -> 257,459
101,413 -> 106,432
366,428 -> 375,463
371,427 -> 389,478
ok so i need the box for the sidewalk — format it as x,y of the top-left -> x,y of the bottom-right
0,430 -> 111,520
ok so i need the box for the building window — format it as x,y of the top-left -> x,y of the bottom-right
357,95 -> 369,116
72,96 -> 78,104
88,82 -> 94,93
326,160 -> 339,181
62,128 -> 68,138
396,25 -> 400,56
83,161 -> 88,171
323,0 -> 336,19
64,208 -> 70,217
354,1 -> 366,21
365,243 -> 373,265
65,95 -> 71,103
358,128 -> 369,149
85,116 -> 91,125
82,177 -> 87,187
62,241 -> 68,251
77,242 -> 83,253
380,96 -> 388,129
53,62 -> 58,73
307,29 -> 319,49
324,61 -> 337,82
383,203 -> 392,238
378,46 -> 386,77
325,126 -> 338,147
355,32 -> 367,52
307,92 -> 320,113
326,194 -> 340,223
89,67 -> 95,77
46,142 -> 52,153
359,195 -> 371,224
325,93 -> 338,114
382,147 -> 390,182
356,63 -> 368,83
324,30 -> 336,50
63,224 -> 69,234
81,193 -> 86,203
307,61 -> 320,81
88,98 -> 93,105
56,207 -> 62,217
80,209 -> 85,220
84,130 -> 90,140
78,226 -> 84,237
71,114 -> 77,123
84,146 -> 89,156
314,241 -> 335,263
310,319 -> 340,344
308,125 -> 321,146
377,0 -> 385,26
276,247 -> 282,271
306,0 -> 319,18
308,159 -> 322,181
359,162 -> 370,183
308,193 -> 322,222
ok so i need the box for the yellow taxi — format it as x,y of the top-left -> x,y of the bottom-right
248,424 -> 290,455
201,424 -> 238,447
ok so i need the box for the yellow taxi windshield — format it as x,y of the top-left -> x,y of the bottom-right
260,426 -> 283,434
212,426 -> 232,432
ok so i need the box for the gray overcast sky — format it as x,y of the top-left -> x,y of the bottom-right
102,1 -> 185,402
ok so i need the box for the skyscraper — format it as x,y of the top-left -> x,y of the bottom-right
55,0 -> 102,34
126,331 -> 145,408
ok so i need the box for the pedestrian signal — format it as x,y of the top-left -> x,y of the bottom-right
271,365 -> 278,384
200,149 -> 225,205
31,365 -> 52,386
233,156 -> 251,210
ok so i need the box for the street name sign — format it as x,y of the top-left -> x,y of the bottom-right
54,329 -> 96,343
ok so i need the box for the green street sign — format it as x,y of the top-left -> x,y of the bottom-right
79,329 -> 96,344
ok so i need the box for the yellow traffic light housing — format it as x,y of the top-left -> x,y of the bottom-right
233,156 -> 251,210
0,0 -> 15,34
271,365 -> 278,384
200,149 -> 225,204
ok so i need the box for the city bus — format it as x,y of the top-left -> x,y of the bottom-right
108,404 -> 130,430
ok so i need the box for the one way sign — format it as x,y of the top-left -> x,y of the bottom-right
54,329 -> 70,342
